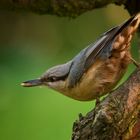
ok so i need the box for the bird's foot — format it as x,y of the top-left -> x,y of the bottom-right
95,97 -> 100,106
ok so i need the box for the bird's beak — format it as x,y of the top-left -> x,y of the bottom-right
21,79 -> 42,87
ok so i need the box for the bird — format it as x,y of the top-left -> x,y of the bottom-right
21,13 -> 140,102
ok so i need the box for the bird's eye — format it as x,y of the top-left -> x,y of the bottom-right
48,76 -> 57,82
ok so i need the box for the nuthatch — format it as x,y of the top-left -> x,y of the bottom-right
21,13 -> 140,102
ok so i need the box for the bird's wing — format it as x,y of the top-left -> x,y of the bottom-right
67,14 -> 137,88
84,15 -> 136,70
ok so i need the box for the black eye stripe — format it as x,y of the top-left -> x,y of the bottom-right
41,73 -> 68,83
40,76 -> 56,82
47,76 -> 57,82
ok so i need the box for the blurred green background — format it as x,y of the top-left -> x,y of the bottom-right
0,4 -> 139,140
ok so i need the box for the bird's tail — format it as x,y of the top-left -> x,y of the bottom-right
113,13 -> 140,51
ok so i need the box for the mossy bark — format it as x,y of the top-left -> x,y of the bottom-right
0,0 -> 139,17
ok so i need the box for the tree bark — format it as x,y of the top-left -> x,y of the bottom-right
72,67 -> 140,140
0,0 -> 139,17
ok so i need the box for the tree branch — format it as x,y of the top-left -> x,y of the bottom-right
0,0 -> 139,17
72,67 -> 140,140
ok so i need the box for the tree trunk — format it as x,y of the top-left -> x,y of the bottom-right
72,67 -> 140,140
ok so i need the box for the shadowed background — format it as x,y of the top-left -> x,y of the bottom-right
0,4 -> 139,140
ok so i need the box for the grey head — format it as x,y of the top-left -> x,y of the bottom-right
21,61 -> 72,92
